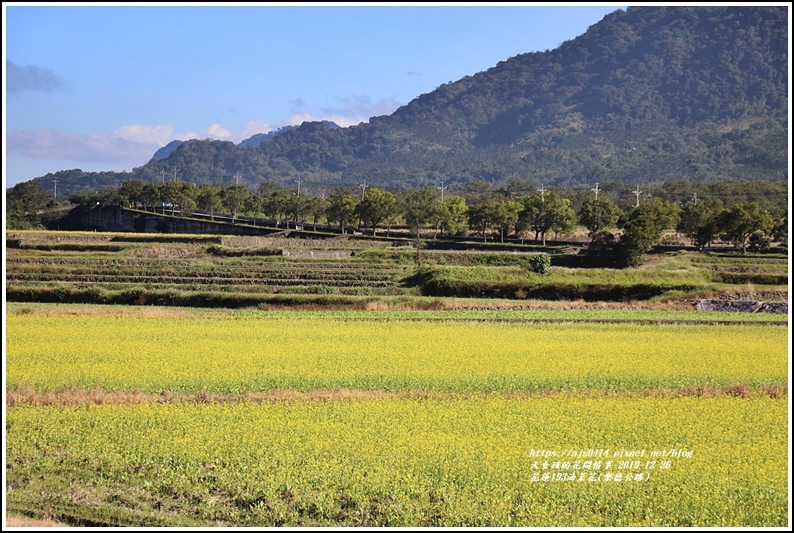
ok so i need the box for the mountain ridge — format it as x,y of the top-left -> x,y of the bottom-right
29,5 -> 789,198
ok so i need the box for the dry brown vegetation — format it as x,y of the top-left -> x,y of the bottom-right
5,515 -> 68,527
7,383 -> 786,408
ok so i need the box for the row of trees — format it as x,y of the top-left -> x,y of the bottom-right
7,178 -> 786,267
588,196 -> 786,266
63,180 -> 584,242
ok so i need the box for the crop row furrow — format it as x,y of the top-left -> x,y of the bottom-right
6,269 -> 400,280
701,265 -> 787,273
5,258 -> 406,272
5,258 -> 195,267
690,257 -> 788,265
6,274 -> 397,286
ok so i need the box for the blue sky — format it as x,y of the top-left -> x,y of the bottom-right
3,2 -> 628,189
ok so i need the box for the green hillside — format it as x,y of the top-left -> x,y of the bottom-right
32,6 -> 788,198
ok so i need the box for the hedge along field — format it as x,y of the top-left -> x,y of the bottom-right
6,397 -> 787,526
5,312 -> 788,394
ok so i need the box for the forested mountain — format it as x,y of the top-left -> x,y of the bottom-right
237,122 -> 339,148
152,139 -> 197,160
32,6 -> 789,198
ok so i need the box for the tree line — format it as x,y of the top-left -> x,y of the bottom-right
7,178 -> 786,267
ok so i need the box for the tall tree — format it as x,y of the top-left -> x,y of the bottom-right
717,202 -> 775,254
174,182 -> 198,216
356,187 -> 398,235
518,191 -> 577,245
578,197 -> 622,236
220,184 -> 251,222
117,179 -> 147,208
6,180 -> 52,228
399,187 -> 439,237
307,196 -> 330,231
140,184 -> 160,212
493,200 -> 523,243
467,202 -> 498,242
159,181 -> 181,215
438,195 -> 469,236
676,198 -> 724,250
262,190 -> 293,225
770,210 -> 787,245
327,188 -> 360,234
244,192 -> 264,222
617,198 -> 681,266
286,193 -> 311,224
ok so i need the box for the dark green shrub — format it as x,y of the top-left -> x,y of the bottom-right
527,254 -> 551,275
748,231 -> 771,253
585,231 -> 622,268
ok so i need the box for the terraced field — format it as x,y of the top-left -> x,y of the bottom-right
5,230 -> 789,309
690,254 -> 790,284
5,232 -> 417,303
6,257 -> 406,288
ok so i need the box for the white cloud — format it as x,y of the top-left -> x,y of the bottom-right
282,112 -> 364,128
184,123 -> 233,141
112,124 -> 174,146
282,95 -> 404,128
322,94 -> 402,122
6,128 -> 162,165
5,98 -> 404,175
238,120 -> 274,140
284,113 -> 319,126
319,115 -> 366,128
205,124 -> 232,139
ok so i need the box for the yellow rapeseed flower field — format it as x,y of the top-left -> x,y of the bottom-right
5,314 -> 787,393
5,309 -> 788,526
6,397 -> 787,526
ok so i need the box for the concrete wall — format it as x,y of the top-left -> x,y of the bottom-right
59,205 -> 283,237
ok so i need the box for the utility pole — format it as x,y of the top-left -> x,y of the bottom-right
52,178 -> 58,201
173,168 -> 178,182
632,184 -> 642,207
359,181 -> 368,200
538,183 -> 546,203
295,177 -> 303,197
591,182 -> 600,200
160,170 -> 166,184
234,172 -> 241,185
437,182 -> 447,203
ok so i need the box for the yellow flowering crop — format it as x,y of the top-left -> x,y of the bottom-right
6,397 -> 787,526
6,314 -> 787,393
